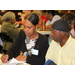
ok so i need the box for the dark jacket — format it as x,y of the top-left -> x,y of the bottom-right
7,30 -> 49,65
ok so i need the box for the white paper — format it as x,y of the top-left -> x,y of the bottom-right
6,58 -> 20,65
0,56 -> 29,65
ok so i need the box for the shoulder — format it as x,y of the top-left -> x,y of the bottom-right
51,15 -> 61,24
38,33 -> 48,41
53,15 -> 61,19
70,35 -> 75,42
18,30 -> 26,38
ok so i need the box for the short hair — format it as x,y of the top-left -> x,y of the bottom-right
46,10 -> 55,16
28,13 -> 39,26
62,13 -> 75,25
3,11 -> 15,21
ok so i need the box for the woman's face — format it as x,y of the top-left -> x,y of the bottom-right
23,19 -> 36,37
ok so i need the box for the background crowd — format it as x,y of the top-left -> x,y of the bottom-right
0,10 -> 75,65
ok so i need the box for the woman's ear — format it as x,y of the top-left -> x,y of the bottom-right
35,24 -> 38,29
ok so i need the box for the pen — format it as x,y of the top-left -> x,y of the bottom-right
20,51 -> 23,55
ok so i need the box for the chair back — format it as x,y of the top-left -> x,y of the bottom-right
1,32 -> 14,42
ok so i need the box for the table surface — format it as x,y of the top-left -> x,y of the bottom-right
37,31 -> 51,35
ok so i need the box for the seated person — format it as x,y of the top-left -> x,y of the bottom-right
1,13 -> 49,65
17,10 -> 32,25
45,19 -> 75,65
1,11 -> 19,50
0,15 -> 2,32
46,10 -> 61,30
62,13 -> 75,38
33,10 -> 48,31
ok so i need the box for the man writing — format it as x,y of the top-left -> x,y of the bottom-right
45,19 -> 75,65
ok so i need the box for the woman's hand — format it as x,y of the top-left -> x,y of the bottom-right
1,54 -> 9,63
15,55 -> 27,61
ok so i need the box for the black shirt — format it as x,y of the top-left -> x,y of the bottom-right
7,30 -> 49,65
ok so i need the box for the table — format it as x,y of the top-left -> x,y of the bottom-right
37,31 -> 51,35
37,31 -> 51,44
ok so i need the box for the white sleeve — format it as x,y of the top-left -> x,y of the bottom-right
46,20 -> 50,26
50,15 -> 61,24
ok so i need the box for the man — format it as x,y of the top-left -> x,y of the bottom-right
1,13 -> 49,65
46,10 -> 61,30
45,19 -> 75,65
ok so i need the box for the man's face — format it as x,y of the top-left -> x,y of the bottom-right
23,19 -> 36,37
51,28 -> 63,42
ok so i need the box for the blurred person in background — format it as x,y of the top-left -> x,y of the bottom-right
1,11 -> 19,51
33,10 -> 42,30
33,10 -> 48,31
46,10 -> 61,30
17,10 -> 32,25
0,15 -> 3,51
62,13 -> 75,38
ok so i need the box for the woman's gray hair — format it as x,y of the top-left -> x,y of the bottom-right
3,11 -> 15,21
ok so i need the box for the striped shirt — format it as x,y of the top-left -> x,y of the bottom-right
45,35 -> 75,65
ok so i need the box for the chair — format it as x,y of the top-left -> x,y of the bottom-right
1,32 -> 14,42
0,32 -> 14,54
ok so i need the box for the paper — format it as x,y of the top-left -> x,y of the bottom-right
6,58 -> 20,65
0,56 -> 29,65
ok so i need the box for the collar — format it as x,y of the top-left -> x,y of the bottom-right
64,35 -> 73,46
56,35 -> 72,47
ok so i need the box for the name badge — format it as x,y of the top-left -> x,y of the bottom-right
31,49 -> 39,56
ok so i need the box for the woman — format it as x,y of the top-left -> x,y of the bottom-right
62,13 -> 75,38
1,11 -> 19,50
1,13 -> 49,65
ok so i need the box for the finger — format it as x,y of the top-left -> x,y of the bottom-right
1,55 -> 8,63
1,57 -> 7,63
